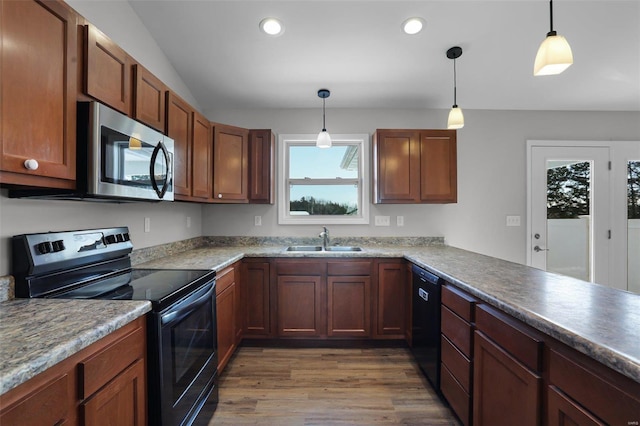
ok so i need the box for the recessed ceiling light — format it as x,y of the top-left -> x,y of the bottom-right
402,17 -> 425,35
259,18 -> 284,36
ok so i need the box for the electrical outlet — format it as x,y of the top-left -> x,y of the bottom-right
186,216 -> 191,228
375,216 -> 391,226
144,217 -> 151,233
254,215 -> 262,226
397,216 -> 404,227
506,215 -> 521,227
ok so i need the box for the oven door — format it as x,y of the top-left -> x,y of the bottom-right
156,279 -> 217,426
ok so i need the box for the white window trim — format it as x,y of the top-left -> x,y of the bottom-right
278,133 -> 370,225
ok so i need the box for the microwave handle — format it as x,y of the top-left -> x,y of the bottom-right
150,141 -> 170,199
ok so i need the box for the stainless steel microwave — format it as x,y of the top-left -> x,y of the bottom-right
10,101 -> 174,202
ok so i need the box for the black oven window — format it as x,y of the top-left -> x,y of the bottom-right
171,303 -> 215,385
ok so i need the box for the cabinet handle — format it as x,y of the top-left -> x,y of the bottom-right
24,159 -> 39,170
218,193 -> 223,198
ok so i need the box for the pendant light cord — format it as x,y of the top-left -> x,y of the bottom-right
548,0 -> 556,35
322,97 -> 327,132
452,57 -> 458,108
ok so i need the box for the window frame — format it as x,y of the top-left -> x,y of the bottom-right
278,133 -> 370,225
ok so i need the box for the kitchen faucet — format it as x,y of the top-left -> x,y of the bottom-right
319,226 -> 329,250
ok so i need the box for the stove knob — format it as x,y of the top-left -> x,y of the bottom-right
122,233 -> 130,241
36,241 -> 52,254
105,235 -> 117,244
116,234 -> 124,243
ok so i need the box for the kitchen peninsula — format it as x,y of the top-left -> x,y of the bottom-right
2,240 -> 639,425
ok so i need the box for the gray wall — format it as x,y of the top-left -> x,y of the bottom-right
204,107 -> 640,264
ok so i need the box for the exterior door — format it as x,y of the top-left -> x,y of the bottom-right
528,144 -> 610,286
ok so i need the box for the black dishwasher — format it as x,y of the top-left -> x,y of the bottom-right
411,264 -> 442,390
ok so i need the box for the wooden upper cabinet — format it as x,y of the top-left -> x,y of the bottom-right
0,0 -> 77,187
84,24 -> 131,114
373,129 -> 457,204
420,131 -> 457,203
132,64 -> 166,132
248,129 -> 275,204
373,130 -> 420,203
213,123 -> 249,203
191,111 -> 213,200
166,92 -> 193,198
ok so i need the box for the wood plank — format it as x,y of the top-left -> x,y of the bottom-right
208,346 -> 460,425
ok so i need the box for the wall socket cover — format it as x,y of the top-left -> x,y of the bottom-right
397,216 -> 404,227
144,217 -> 151,233
506,215 -> 521,227
254,215 -> 262,226
374,216 -> 391,226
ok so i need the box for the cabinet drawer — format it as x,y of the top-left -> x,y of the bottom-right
549,348 -> 640,424
216,265 -> 236,294
79,324 -> 145,398
441,363 -> 471,426
475,304 -> 542,372
441,306 -> 473,357
277,261 -> 325,276
441,285 -> 476,323
0,374 -> 69,425
441,334 -> 472,393
327,261 -> 371,276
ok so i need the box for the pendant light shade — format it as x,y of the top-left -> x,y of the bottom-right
447,106 -> 464,130
316,89 -> 332,148
446,46 -> 464,130
534,0 -> 573,76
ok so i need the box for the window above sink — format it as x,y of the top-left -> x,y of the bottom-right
278,134 -> 370,225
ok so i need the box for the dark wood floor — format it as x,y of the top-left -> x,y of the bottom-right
208,346 -> 461,425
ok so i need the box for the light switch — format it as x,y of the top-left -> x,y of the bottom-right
144,217 -> 151,233
375,216 -> 391,226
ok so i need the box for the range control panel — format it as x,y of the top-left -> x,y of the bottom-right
12,227 -> 133,276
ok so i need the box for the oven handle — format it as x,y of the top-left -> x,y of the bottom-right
150,141 -> 171,199
161,280 -> 215,326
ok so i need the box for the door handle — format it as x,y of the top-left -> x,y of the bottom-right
533,245 -> 549,252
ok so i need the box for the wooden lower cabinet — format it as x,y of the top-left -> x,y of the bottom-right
0,317 -> 146,426
277,275 -> 323,337
374,260 -> 407,338
241,260 -> 272,337
216,263 -> 241,373
327,276 -> 371,338
440,284 -> 477,426
473,304 -> 543,426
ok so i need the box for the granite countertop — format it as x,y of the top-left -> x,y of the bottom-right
0,299 -> 151,395
137,244 -> 640,385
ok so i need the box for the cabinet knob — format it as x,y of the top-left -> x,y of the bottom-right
218,193 -> 222,198
24,159 -> 39,170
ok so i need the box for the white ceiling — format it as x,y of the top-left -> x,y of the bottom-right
128,0 -> 640,112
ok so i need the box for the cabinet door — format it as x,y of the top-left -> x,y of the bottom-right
0,374 -> 70,426
166,92 -> 193,198
277,275 -> 323,337
213,124 -> 249,202
1,0 -> 77,186
81,359 -> 146,426
84,24 -> 131,114
191,111 -> 212,200
241,261 -> 271,336
373,130 -> 420,203
473,331 -> 541,426
248,129 -> 275,203
419,130 -> 457,203
216,281 -> 236,373
132,64 -> 166,132
548,386 -> 605,426
327,276 -> 371,337
374,261 -> 407,337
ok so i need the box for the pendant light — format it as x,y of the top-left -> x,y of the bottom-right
534,0 -> 573,76
316,89 -> 332,148
446,46 -> 464,130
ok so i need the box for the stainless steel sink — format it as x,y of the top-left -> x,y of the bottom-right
284,245 -> 363,252
324,246 -> 363,252
285,245 -> 323,252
